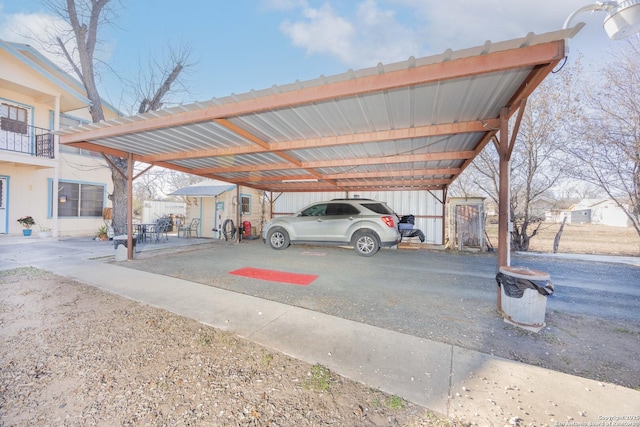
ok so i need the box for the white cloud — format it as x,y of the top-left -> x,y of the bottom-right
280,3 -> 355,64
354,0 -> 422,62
262,0 -> 309,11
0,7 -> 76,70
277,0 -> 617,68
393,0 -> 614,57
279,0 -> 423,68
0,4 -> 120,82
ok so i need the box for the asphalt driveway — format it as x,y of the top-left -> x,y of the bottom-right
124,239 -> 640,339
119,239 -> 640,387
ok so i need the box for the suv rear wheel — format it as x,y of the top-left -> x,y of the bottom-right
268,227 -> 290,250
353,230 -> 380,257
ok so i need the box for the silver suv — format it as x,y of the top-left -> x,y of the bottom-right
262,199 -> 402,257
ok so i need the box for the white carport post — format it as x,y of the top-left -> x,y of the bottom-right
127,153 -> 134,260
52,95 -> 60,238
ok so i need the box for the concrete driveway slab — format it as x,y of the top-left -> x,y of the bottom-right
246,305 -> 455,414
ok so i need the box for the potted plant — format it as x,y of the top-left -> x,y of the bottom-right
95,224 -> 109,241
37,223 -> 52,238
17,216 -> 35,236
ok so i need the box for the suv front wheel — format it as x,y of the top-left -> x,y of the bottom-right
267,227 -> 290,250
353,230 -> 380,257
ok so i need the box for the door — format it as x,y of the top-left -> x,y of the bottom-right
323,203 -> 359,243
0,177 -> 7,233
455,204 -> 481,250
290,203 -> 327,241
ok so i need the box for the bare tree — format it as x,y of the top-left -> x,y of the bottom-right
447,168 -> 481,198
51,0 -> 111,122
566,39 -> 640,237
457,65 -> 580,251
163,170 -> 207,197
134,43 -> 193,114
132,167 -> 207,211
47,0 -> 192,232
133,169 -> 164,202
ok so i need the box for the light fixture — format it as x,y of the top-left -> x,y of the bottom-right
59,195 -> 67,203
604,0 -> 640,39
564,0 -> 640,39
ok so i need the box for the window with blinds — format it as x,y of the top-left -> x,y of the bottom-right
1,103 -> 28,134
58,182 -> 105,217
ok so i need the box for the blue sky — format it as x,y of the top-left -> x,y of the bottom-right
0,0 -> 627,114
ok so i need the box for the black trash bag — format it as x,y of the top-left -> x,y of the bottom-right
495,272 -> 554,298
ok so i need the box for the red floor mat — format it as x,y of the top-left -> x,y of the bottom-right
229,267 -> 317,286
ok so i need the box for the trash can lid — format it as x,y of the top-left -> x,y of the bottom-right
499,266 -> 550,281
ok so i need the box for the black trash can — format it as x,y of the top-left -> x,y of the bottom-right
496,266 -> 553,332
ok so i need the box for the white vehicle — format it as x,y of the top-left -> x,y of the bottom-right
262,199 -> 402,257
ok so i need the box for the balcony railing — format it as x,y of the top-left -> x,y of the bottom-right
0,121 -> 55,159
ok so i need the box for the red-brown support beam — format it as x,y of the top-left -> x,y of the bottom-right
497,107 -> 511,311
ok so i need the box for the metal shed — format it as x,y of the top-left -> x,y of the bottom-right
170,181 -> 266,239
445,197 -> 487,251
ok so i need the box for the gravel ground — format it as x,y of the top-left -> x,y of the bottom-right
0,267 -> 464,427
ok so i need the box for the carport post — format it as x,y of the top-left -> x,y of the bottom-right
497,107 -> 511,310
127,153 -> 134,260
235,185 -> 241,243
497,108 -> 510,269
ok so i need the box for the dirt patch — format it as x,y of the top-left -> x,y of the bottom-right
486,223 -> 640,256
0,267 -> 460,426
467,308 -> 640,388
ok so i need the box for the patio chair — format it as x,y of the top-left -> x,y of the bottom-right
150,217 -> 170,242
179,218 -> 200,238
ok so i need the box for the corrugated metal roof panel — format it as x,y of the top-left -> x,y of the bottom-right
170,185 -> 233,197
56,28 -> 578,193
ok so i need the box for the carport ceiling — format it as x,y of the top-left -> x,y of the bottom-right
58,27 -> 579,193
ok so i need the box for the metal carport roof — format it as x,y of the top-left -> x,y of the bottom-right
169,181 -> 236,197
57,27 -> 580,195
57,26 -> 582,266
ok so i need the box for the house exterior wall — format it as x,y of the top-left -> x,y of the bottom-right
1,58 -> 64,109
570,209 -> 591,224
1,164 -> 51,233
2,150 -> 113,236
182,187 -> 266,239
1,42 -> 117,237
591,202 -> 629,227
546,200 -> 629,228
1,84 -> 57,235
1,86 -> 58,154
